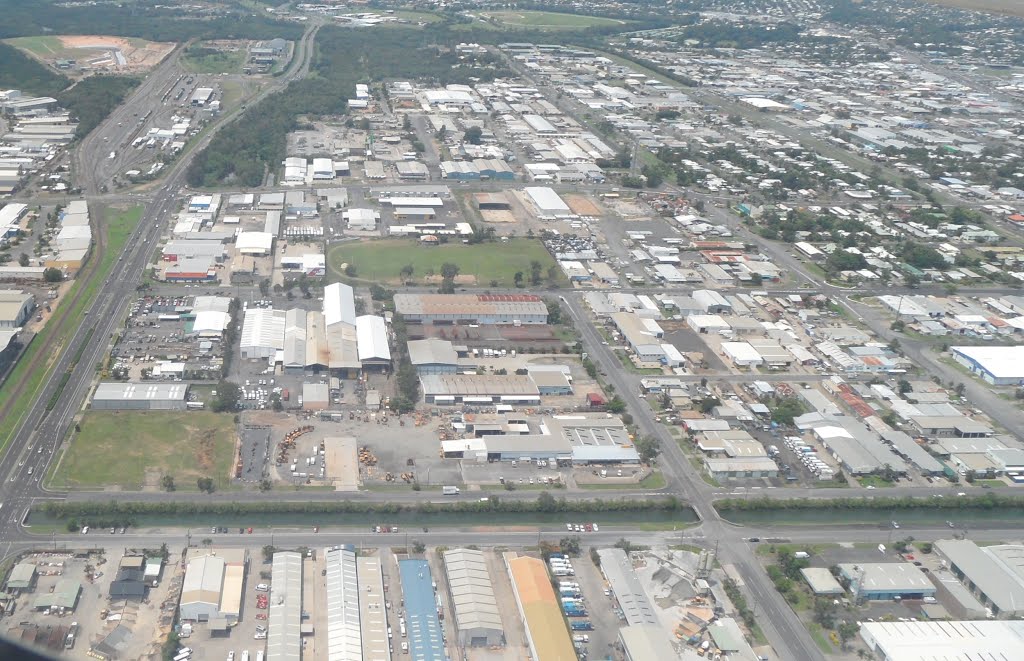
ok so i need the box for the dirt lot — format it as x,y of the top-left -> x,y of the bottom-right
563,194 -> 603,217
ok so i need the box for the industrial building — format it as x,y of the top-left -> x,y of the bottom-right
240,308 -> 287,359
356,554 -> 389,661
325,547 -> 361,661
442,548 -> 504,648
5,563 -> 36,592
704,457 -> 779,480
408,338 -> 460,375
800,568 -> 845,596
838,563 -> 935,601
325,282 -> 361,376
930,569 -> 987,620
109,556 -> 147,599
524,186 -> 572,218
934,539 -> 1024,617
619,625 -> 679,661
394,293 -> 548,325
442,413 -> 639,464
860,620 -> 1024,660
179,549 -> 246,625
505,554 -> 576,661
596,549 -> 658,626
0,290 -> 34,328
421,374 -> 540,405
32,579 -> 80,612
951,345 -> 1024,386
268,552 -> 303,661
356,314 -> 391,370
399,559 -> 446,661
91,382 -> 189,411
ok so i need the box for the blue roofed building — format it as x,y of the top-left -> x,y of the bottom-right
399,559 -> 446,661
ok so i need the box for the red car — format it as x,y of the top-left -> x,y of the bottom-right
256,614 -> 267,620
247,527 -> 253,534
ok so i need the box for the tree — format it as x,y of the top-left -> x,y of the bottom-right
271,393 -> 283,411
529,260 -> 543,286
399,264 -> 414,283
43,267 -> 63,282
197,477 -> 215,493
513,271 -> 524,288
412,540 -> 426,554
18,252 -> 29,267
463,126 -> 483,144
897,379 -> 912,395
344,264 -> 357,278
837,621 -> 860,648
635,436 -> 661,463
262,545 -> 276,562
258,278 -> 271,297
813,597 -> 837,628
544,298 -> 563,325
259,479 -> 272,492
605,396 -> 626,414
212,381 -> 240,412
559,536 -> 582,557
161,475 -> 175,492
536,491 -> 558,513
440,262 -> 460,281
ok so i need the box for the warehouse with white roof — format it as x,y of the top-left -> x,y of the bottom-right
523,186 -> 571,217
356,314 -> 391,369
951,345 -> 1024,386
92,382 -> 189,410
268,552 -> 303,661
442,548 -> 504,648
860,620 -> 1024,660
325,547 -> 362,661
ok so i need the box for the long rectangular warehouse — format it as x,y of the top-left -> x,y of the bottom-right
356,555 -> 391,661
505,554 -> 576,661
325,547 -> 362,661
268,552 -> 303,661
442,549 -> 504,648
394,293 -> 548,325
398,559 -> 446,661
92,382 -> 189,410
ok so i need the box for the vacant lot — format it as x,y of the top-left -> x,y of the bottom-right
182,43 -> 246,74
327,238 -> 564,287
478,10 -> 631,29
52,410 -> 236,490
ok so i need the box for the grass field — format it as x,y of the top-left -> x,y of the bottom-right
476,10 -> 631,30
327,238 -> 564,288
5,36 -> 66,58
0,206 -> 141,454
51,410 -> 236,490
182,45 -> 246,74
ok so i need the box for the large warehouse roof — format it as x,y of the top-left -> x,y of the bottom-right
325,282 -> 357,327
408,338 -> 458,366
93,382 -> 188,403
619,625 -> 679,661
421,374 -> 540,397
356,555 -> 389,661
442,549 -> 503,642
935,539 -> 1024,616
399,559 -> 445,661
596,549 -> 658,626
325,547 -> 361,661
506,555 -> 576,661
394,293 -> 547,320
861,620 -> 1024,660
952,345 -> 1024,380
241,308 -> 286,351
356,315 -> 391,362
524,186 -> 570,213
838,563 -> 932,595
181,555 -> 224,611
268,552 -> 303,661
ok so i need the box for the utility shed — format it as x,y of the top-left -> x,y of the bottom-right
399,559 -> 446,661
268,552 -> 303,661
325,547 -> 362,661
801,568 -> 845,595
442,548 -> 504,648
596,549 -> 657,625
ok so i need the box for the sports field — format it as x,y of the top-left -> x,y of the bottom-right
477,10 -> 631,30
51,410 -> 236,490
327,238 -> 564,287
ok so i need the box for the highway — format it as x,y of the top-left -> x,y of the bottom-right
0,23 -> 322,551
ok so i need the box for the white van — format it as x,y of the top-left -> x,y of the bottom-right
255,583 -> 269,592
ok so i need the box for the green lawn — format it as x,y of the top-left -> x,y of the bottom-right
182,45 -> 246,74
579,470 -> 666,490
5,36 -> 66,58
51,410 -> 236,490
327,238 -> 564,288
478,10 -> 631,30
0,206 -> 141,454
858,475 -> 896,488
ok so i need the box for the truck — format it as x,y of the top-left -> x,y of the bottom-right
570,621 -> 593,631
442,486 -> 460,496
572,634 -> 590,644
64,623 -> 79,649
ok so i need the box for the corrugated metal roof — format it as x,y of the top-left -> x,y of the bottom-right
268,552 -> 303,661
326,548 -> 362,661
398,559 -> 445,661
442,549 -> 503,639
